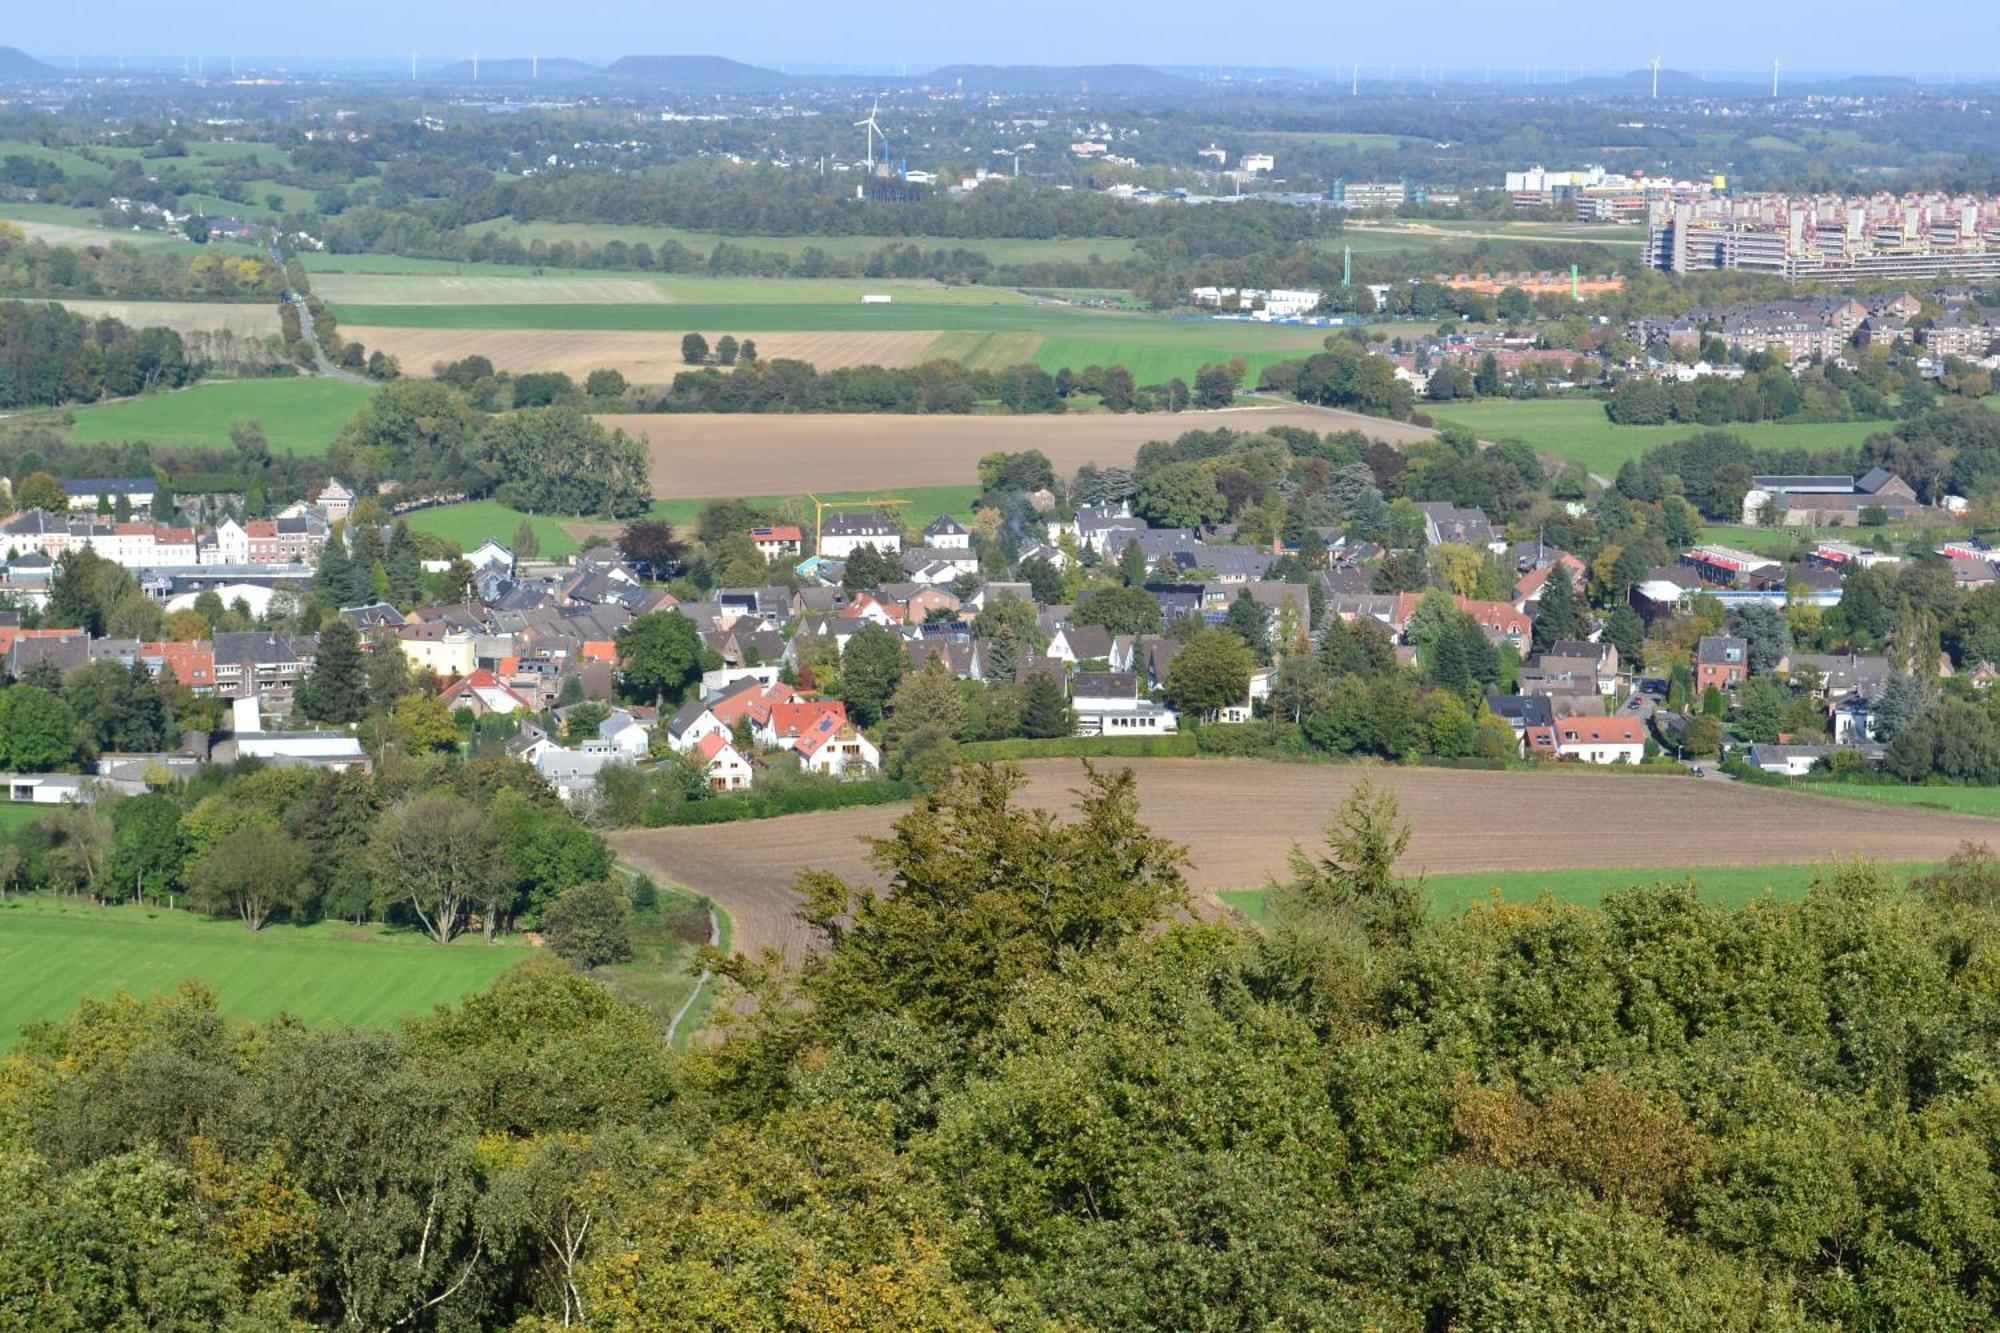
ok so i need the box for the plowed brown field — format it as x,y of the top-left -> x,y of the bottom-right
609,759 -> 1996,962
342,327 -> 940,382
621,403 -> 1441,498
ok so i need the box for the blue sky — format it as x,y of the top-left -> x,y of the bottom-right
17,1 -> 2000,77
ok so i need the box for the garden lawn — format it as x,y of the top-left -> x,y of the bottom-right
1429,397 -> 1892,477
66,378 -> 373,456
405,501 -> 584,559
1217,859 -> 1941,925
0,896 -> 527,1049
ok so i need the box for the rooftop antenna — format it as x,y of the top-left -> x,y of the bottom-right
1771,58 -> 1780,98
1651,55 -> 1661,98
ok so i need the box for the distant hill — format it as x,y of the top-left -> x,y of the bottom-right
430,56 -> 601,83
604,55 -> 790,91
925,64 -> 1193,95
0,48 -> 55,80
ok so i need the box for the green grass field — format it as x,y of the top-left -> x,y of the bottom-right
461,218 -> 1144,266
0,895 -> 527,1048
643,484 -> 982,534
1429,398 -> 1893,476
405,500 -> 585,559
1218,859 -> 1941,925
1798,783 -> 2000,817
65,378 -> 373,456
334,296 -> 1331,384
0,804 -> 46,840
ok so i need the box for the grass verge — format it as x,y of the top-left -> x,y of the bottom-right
1217,859 -> 1943,926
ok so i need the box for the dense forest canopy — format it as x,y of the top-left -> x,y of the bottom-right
8,769 -> 2000,1328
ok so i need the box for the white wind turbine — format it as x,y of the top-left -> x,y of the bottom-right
854,99 -> 887,170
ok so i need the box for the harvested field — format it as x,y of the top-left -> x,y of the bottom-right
623,403 -> 1439,499
344,326 -> 942,381
44,300 -> 282,336
609,759 -> 1998,963
311,274 -> 668,305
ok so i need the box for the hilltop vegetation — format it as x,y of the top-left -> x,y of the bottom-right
10,773 -> 2000,1327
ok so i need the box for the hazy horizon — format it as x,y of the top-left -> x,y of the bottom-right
15,1 -> 2000,80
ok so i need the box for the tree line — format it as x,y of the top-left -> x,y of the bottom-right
9,771 -> 2000,1326
0,226 -> 286,302
0,301 -> 201,408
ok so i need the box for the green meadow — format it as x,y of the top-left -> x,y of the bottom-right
644,484 -> 982,534
1429,397 -> 1892,476
460,217 -> 1144,266
404,501 -> 585,560
1219,859 -> 1941,925
0,896 -> 528,1049
65,378 -> 373,456
1798,783 -> 2000,818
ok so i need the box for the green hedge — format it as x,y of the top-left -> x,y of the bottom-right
650,776 -> 916,826
958,733 -> 1200,762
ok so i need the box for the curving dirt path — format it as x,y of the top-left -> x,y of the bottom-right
608,759 -> 1997,963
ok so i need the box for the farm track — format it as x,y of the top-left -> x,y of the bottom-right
620,402 -> 1440,499
608,758 -> 1997,963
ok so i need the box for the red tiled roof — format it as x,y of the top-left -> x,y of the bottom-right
1556,715 -> 1645,745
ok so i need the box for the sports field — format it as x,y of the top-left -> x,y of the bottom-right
404,500 -> 585,559
1430,397 -> 1892,475
611,758 -> 1995,962
1217,860 -> 1944,924
66,378 -> 372,456
0,896 -> 527,1049
641,484 -> 981,532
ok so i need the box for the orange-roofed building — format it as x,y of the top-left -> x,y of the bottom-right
1553,714 -> 1646,764
439,667 -> 534,716
1392,593 -> 1532,653
694,731 -> 754,790
141,640 -> 217,693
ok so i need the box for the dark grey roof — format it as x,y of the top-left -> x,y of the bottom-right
59,477 -> 153,496
1072,670 -> 1137,699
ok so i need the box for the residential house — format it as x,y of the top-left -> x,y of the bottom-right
1048,623 -> 1115,665
210,631 -> 315,702
750,525 -> 803,560
439,667 -> 534,716
1745,742 -> 1885,776
1416,501 -> 1502,552
1072,671 -> 1180,735
595,710 -> 653,760
1782,652 -> 1890,702
819,511 -> 903,559
693,732 -> 754,791
398,621 -> 478,679
314,479 -> 355,523
1554,714 -> 1646,764
923,514 -> 972,550
1696,635 -> 1749,693
60,477 -> 155,512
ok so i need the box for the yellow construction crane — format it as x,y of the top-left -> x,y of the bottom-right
808,494 -> 911,555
